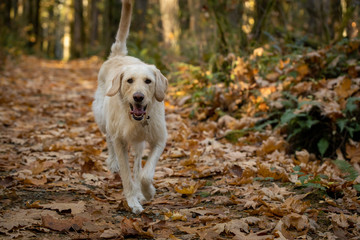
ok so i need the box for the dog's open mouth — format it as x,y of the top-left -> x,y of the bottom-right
130,103 -> 147,121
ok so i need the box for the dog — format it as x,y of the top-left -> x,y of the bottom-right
92,0 -> 168,214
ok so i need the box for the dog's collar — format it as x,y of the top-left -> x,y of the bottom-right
141,116 -> 150,127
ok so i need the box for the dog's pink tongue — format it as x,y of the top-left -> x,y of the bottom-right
131,106 -> 146,116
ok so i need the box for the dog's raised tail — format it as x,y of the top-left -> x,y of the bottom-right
109,0 -> 133,58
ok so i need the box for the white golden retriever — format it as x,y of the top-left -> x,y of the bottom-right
92,0 -> 167,214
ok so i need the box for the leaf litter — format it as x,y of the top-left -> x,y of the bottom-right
0,53 -> 359,239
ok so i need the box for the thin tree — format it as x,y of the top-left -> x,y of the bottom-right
71,0 -> 85,58
159,0 -> 181,54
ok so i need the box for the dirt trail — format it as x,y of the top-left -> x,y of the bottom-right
0,56 -> 359,239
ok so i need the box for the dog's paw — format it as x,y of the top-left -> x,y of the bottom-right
141,178 -> 156,201
136,192 -> 146,204
133,183 -> 147,204
106,156 -> 119,173
127,196 -> 144,214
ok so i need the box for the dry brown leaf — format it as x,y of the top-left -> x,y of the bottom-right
295,150 -> 310,164
174,182 -> 202,196
257,137 -> 286,155
274,215 -> 309,240
41,214 -> 87,231
346,142 -> 360,163
229,165 -> 244,178
31,160 -> 55,175
0,209 -> 58,231
257,163 -> 289,182
282,213 -> 309,231
213,219 -> 249,236
280,194 -> 311,214
330,213 -> 349,229
335,77 -> 353,99
23,175 -> 47,185
296,64 -> 310,78
40,201 -> 86,215
100,229 -> 121,239
26,200 -> 42,209
164,211 -> 187,221
120,218 -> 154,238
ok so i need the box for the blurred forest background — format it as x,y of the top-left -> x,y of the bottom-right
1,0 -> 360,159
0,0 -> 359,68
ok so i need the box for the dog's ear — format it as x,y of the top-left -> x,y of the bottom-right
153,67 -> 168,102
106,72 -> 124,97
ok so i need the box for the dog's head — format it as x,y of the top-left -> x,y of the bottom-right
106,64 -> 168,121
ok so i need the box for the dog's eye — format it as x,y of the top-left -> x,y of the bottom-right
127,78 -> 133,84
145,79 -> 152,84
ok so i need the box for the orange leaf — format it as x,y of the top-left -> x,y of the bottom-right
296,64 -> 309,78
164,211 -> 187,221
41,215 -> 87,231
346,143 -> 360,163
335,77 -> 352,99
174,182 -> 202,195
23,175 -> 47,185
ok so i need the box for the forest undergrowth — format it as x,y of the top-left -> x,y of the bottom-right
0,39 -> 360,239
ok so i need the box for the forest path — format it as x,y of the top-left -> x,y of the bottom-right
0,56 -> 356,239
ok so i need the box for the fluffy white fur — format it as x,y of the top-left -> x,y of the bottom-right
92,0 -> 167,214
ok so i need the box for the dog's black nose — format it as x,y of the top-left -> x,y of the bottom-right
133,92 -> 144,102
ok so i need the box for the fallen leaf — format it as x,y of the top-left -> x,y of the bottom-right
100,229 -> 120,239
282,213 -> 309,231
164,211 -> 187,221
174,182 -> 202,196
229,165 -> 244,178
41,214 -> 87,231
40,201 -> 86,215
212,219 -> 249,236
23,175 -> 47,185
120,218 -> 154,238
346,142 -> 360,163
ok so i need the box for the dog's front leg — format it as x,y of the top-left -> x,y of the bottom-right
140,141 -> 166,201
133,141 -> 146,203
113,139 -> 144,214
105,135 -> 119,173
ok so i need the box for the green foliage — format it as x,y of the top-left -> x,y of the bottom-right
276,99 -> 336,158
317,138 -> 329,157
335,97 -> 360,140
333,159 -> 359,181
253,177 -> 274,182
225,129 -> 248,143
291,166 -> 327,191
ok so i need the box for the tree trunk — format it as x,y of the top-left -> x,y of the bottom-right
71,0 -> 84,58
102,0 -> 121,56
330,0 -> 342,40
62,0 -> 72,61
159,0 -> 180,53
0,1 -> 12,29
345,0 -> 356,38
133,0 -> 148,33
228,1 -> 247,49
188,0 -> 200,35
90,0 -> 99,46
251,0 -> 275,41
335,0 -> 356,41
102,0 -> 111,51
24,0 -> 41,49
208,0 -> 228,55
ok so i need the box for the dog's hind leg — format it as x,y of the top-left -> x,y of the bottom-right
114,139 -> 143,214
140,141 -> 166,201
